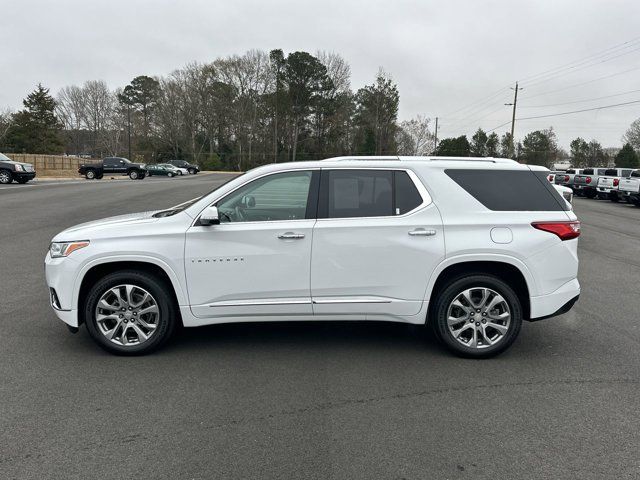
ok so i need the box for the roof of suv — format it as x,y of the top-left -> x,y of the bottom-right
248,156 -> 524,174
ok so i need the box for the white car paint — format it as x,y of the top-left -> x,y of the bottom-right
45,157 -> 580,336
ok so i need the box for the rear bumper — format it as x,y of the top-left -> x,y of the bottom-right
529,278 -> 580,320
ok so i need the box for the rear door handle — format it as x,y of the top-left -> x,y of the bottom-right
278,232 -> 305,240
408,228 -> 436,237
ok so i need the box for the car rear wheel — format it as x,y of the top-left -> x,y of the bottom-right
584,189 -> 597,199
431,275 -> 522,358
84,270 -> 177,355
85,170 -> 96,179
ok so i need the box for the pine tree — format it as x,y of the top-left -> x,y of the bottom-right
615,143 -> 639,168
5,84 -> 64,153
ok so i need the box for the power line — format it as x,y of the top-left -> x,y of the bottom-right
521,44 -> 640,89
517,99 -> 640,120
518,36 -> 640,84
519,88 -> 640,108
488,98 -> 640,132
524,65 -> 640,100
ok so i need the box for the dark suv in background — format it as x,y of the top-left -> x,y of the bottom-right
167,159 -> 200,174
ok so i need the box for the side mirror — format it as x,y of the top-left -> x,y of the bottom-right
199,206 -> 220,226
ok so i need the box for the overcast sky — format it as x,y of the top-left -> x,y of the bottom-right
2,0 -> 640,149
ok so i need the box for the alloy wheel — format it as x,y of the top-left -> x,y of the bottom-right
95,284 -> 159,347
446,287 -> 511,349
0,171 -> 11,184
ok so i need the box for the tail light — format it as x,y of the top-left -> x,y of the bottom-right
548,175 -> 553,182
564,175 -> 570,182
613,178 -> 619,187
532,221 -> 581,240
585,176 -> 592,184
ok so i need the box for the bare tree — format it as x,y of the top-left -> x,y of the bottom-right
623,118 -> 640,151
81,80 -> 115,156
0,108 -> 13,144
317,51 -> 351,93
396,115 -> 433,156
56,86 -> 85,154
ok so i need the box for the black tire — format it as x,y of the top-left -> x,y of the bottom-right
609,193 -> 619,203
430,274 -> 523,358
84,270 -> 177,355
95,173 -> 104,180
137,174 -> 146,180
16,178 -> 30,184
188,168 -> 196,174
85,169 -> 96,180
129,170 -> 139,180
584,189 -> 597,199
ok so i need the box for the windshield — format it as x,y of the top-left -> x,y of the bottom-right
0,153 -> 11,161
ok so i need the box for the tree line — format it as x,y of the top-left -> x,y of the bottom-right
0,48 -> 638,170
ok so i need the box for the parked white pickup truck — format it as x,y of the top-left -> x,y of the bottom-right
573,168 -> 609,198
618,170 -> 640,206
596,168 -> 635,202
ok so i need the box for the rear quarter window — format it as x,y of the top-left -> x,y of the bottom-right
445,169 -> 568,211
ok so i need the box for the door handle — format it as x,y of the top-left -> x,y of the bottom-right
278,232 -> 305,240
408,228 -> 436,237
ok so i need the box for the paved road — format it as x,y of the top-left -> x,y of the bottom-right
1,178 -> 640,480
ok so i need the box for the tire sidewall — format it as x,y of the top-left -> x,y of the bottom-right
129,170 -> 138,180
85,170 -> 95,179
432,275 -> 522,358
84,271 -> 176,355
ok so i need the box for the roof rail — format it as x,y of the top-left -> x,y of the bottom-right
323,155 -> 516,164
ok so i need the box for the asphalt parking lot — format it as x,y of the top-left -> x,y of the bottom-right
1,174 -> 640,479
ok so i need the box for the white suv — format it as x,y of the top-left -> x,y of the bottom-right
45,156 -> 580,357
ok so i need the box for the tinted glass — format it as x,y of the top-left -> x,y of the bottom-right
395,171 -> 423,214
103,158 -> 118,166
604,169 -> 618,176
597,169 -> 609,175
326,170 -> 393,218
217,171 -> 313,222
567,169 -> 576,174
632,171 -> 640,178
582,169 -> 594,175
621,169 -> 632,176
445,169 -> 568,211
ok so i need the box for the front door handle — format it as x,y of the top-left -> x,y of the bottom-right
408,228 -> 436,237
278,232 -> 305,240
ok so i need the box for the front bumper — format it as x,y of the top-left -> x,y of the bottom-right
529,278 -> 580,320
45,253 -> 80,327
14,171 -> 36,180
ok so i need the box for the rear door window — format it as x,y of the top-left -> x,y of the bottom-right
319,170 -> 425,219
445,169 -> 568,211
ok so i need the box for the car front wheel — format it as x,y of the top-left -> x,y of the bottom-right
129,170 -> 139,180
431,275 -> 522,358
84,270 -> 177,355
188,168 -> 196,174
85,170 -> 96,180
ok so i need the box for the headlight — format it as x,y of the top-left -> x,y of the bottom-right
14,164 -> 24,172
50,241 -> 90,258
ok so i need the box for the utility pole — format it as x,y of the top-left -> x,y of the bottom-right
127,104 -> 132,160
434,116 -> 439,152
505,82 -> 523,157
